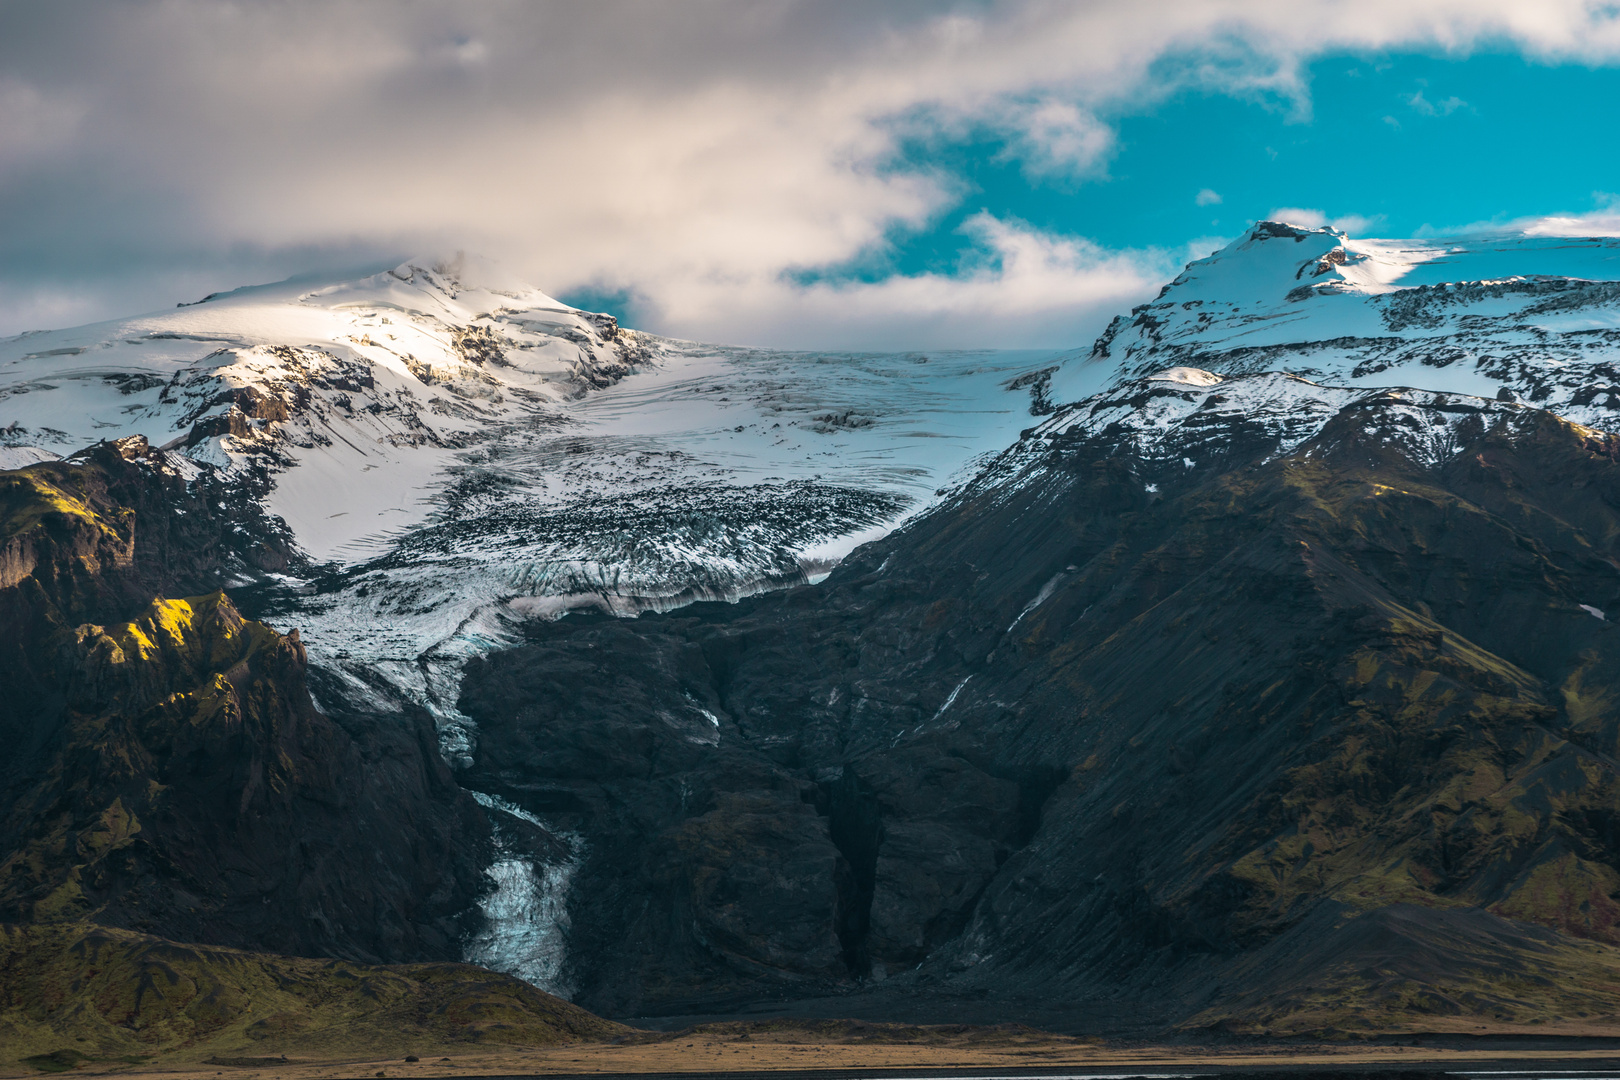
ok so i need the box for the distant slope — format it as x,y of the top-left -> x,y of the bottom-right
455,351 -> 1620,1031
0,922 -> 624,1061
1089,223 -> 1620,422
432,224 -> 1620,1018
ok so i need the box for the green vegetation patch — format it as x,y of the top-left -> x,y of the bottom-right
0,923 -> 626,1062
19,1049 -> 88,1073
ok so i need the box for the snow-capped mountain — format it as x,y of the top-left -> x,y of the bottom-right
0,253 -> 644,555
1088,222 -> 1620,420
436,223 -> 1620,1021
0,255 -> 1071,752
11,223 -> 1620,1018
989,221 -> 1620,490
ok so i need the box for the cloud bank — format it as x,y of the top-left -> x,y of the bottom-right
2,1 -> 1620,347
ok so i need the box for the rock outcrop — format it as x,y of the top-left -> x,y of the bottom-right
0,447 -> 490,964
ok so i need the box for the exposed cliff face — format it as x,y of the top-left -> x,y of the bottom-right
0,447 -> 490,964
0,440 -> 290,745
458,380 -> 1620,1031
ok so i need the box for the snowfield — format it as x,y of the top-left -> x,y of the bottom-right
7,225 -> 1618,762
0,253 -> 1073,754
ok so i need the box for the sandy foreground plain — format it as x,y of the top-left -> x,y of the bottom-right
11,1031 -> 1620,1080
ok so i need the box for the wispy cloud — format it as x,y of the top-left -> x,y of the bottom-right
1184,235 -> 1234,264
650,213 -> 1181,350
996,99 -> 1116,180
1507,194 -> 1620,237
1416,195 -> 1620,238
1407,89 -> 1469,115
1195,188 -> 1223,206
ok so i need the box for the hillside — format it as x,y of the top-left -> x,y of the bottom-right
0,445 -> 488,964
0,922 -> 622,1062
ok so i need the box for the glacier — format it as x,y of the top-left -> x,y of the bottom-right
0,253 -> 1074,992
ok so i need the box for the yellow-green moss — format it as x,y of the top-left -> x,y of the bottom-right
0,923 -> 626,1061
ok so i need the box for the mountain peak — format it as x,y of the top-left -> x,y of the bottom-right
381,251 -> 556,305
1245,219 -> 1347,243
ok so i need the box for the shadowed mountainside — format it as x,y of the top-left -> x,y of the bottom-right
458,381 -> 1620,1033
0,443 -> 490,964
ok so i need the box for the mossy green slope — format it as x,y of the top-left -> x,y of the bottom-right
0,922 -> 624,1061
935,404 -> 1620,1028
0,589 -> 333,929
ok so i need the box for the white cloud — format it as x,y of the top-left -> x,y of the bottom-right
2,1 -> 1620,343
1268,207 -> 1329,229
1416,195 -> 1620,238
1184,235 -> 1235,264
1498,198 -> 1620,237
1195,188 -> 1223,206
1519,212 -> 1620,236
997,99 -> 1116,179
1516,193 -> 1620,236
1327,213 -> 1385,235
1266,208 -> 1384,235
651,213 -> 1181,350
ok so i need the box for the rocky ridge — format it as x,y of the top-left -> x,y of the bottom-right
1089,224 -> 1620,421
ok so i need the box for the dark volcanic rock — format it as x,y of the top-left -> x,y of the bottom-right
460,389 -> 1620,1030
0,447 -> 491,963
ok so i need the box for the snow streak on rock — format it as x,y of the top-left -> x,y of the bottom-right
466,792 -> 582,998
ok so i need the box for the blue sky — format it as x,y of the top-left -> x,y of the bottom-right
4,3 -> 1620,349
773,49 -> 1620,296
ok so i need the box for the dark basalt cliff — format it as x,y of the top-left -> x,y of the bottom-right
459,391 -> 1620,1031
0,443 -> 490,964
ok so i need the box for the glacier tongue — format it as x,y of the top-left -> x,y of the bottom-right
465,791 -> 582,997
248,342 -> 1073,762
